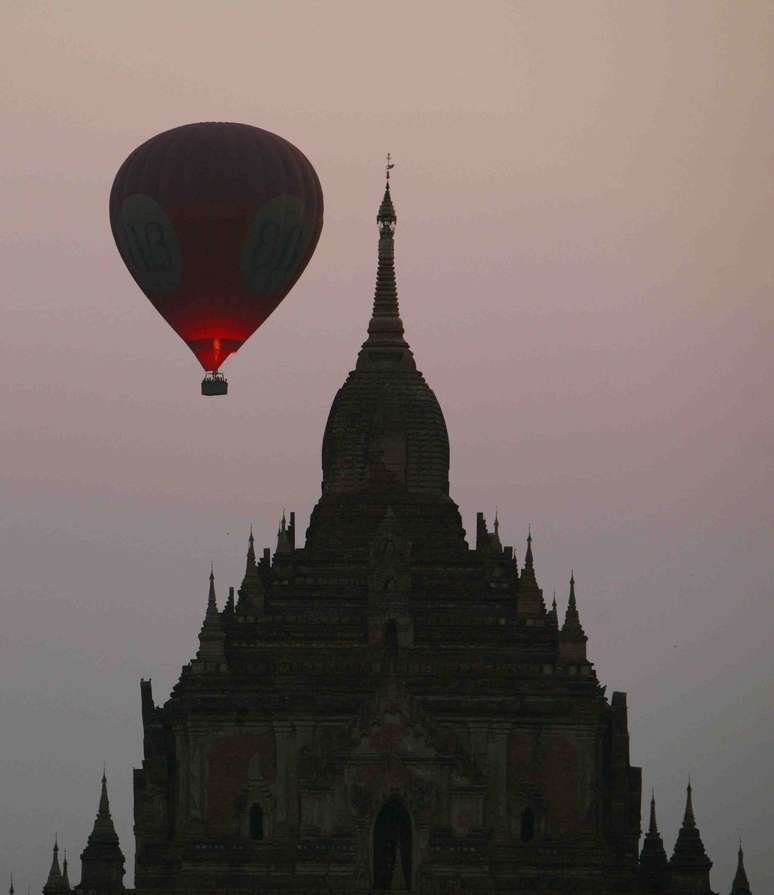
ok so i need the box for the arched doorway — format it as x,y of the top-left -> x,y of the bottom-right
384,619 -> 398,649
249,802 -> 264,840
520,805 -> 535,842
373,797 -> 412,890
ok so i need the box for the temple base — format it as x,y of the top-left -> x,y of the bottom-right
201,372 -> 228,396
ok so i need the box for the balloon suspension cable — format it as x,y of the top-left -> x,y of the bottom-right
201,370 -> 228,396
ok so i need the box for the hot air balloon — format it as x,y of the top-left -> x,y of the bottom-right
109,122 -> 324,395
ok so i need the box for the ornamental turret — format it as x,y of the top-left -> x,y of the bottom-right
276,511 -> 293,556
77,771 -> 125,892
195,567 -> 225,664
730,841 -> 751,895
237,527 -> 264,613
669,780 -> 713,893
43,840 -> 67,895
638,790 -> 670,891
559,572 -> 588,662
61,854 -> 70,892
547,591 -> 559,629
516,529 -> 546,616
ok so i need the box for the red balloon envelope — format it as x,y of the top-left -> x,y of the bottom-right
109,122 -> 323,391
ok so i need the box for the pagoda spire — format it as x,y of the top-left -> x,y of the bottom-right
639,789 -> 670,891
276,511 -> 292,555
524,527 -> 534,572
206,564 -> 218,617
91,770 -> 120,845
358,159 -> 415,367
547,590 -> 559,628
730,840 -> 751,894
247,524 -> 255,566
670,779 -> 713,891
683,777 -> 696,829
224,585 -> 235,616
79,771 -> 125,891
196,566 -> 225,662
559,572 -> 588,662
516,527 -> 546,617
238,527 -> 264,613
61,852 -> 70,892
43,839 -> 63,895
561,572 -> 586,637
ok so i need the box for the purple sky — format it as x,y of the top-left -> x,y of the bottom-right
2,2 -> 772,891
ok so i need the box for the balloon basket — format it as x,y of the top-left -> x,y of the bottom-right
201,371 -> 228,396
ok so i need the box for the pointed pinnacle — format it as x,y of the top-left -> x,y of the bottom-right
683,779 -> 696,829
649,789 -> 658,833
246,526 -> 256,567
98,771 -> 110,818
207,567 -> 218,613
524,528 -> 534,569
568,572 -> 577,611
10,873 -> 14,895
732,837 -> 751,893
46,839 -> 62,887
88,770 -> 119,846
360,161 -> 408,358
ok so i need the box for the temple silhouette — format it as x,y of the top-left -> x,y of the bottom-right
35,174 -> 753,895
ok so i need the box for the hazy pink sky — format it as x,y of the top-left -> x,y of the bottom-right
2,2 -> 772,891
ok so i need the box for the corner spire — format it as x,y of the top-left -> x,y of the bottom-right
196,567 -> 225,663
238,527 -> 264,614
731,840 -> 751,894
516,526 -> 546,617
79,772 -> 125,891
524,527 -> 534,571
562,572 -> 586,637
559,572 -> 588,662
639,788 -> 670,889
90,770 -> 119,845
61,853 -> 70,892
670,778 -> 712,882
43,840 -> 63,894
276,511 -> 292,555
547,590 -> 559,628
